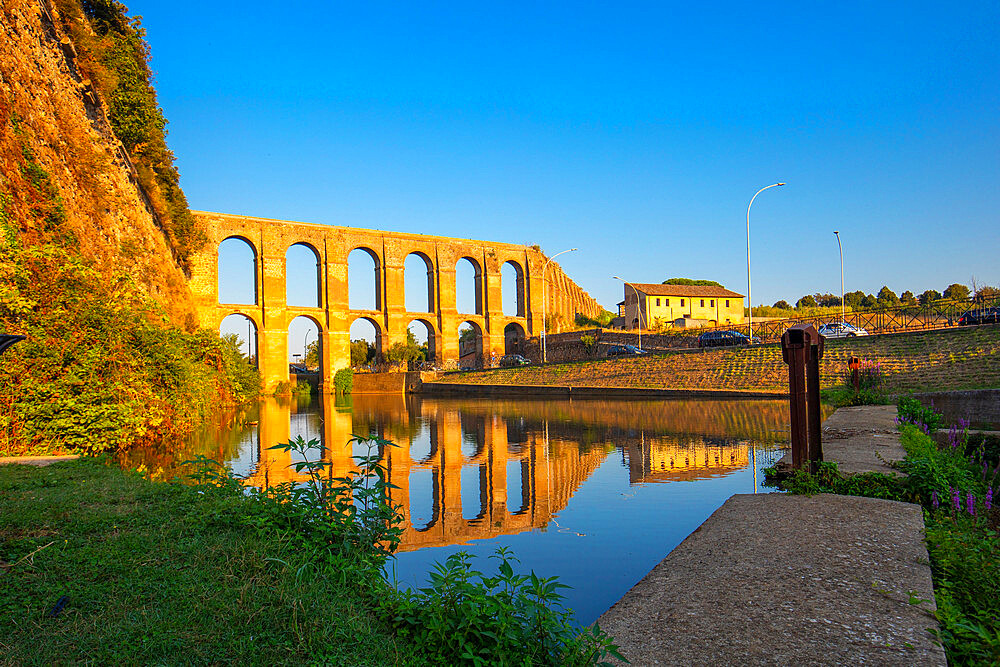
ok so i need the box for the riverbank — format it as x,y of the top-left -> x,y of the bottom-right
433,324 -> 1000,394
0,459 -> 415,665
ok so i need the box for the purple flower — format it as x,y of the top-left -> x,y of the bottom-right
931,490 -> 939,509
952,487 -> 961,512
987,487 -> 993,512
967,492 -> 976,516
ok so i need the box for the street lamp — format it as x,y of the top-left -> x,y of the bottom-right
613,276 -> 643,351
834,231 -> 845,323
541,248 -> 577,363
746,182 -> 786,339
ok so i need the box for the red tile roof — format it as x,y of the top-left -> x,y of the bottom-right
627,283 -> 745,298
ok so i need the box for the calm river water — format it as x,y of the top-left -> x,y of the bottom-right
123,394 -> 799,624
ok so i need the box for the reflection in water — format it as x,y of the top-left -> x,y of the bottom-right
122,395 -> 798,554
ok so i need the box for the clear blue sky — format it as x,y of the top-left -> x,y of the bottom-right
133,0 -> 998,314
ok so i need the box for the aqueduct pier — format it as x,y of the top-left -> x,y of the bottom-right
188,211 -> 603,393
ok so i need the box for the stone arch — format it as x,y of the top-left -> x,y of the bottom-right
408,468 -> 439,531
285,242 -> 321,308
501,260 -> 525,317
350,316 -> 383,366
457,320 -> 484,370
218,236 -> 257,305
348,247 -> 382,311
456,257 -> 483,315
503,322 -> 526,356
407,319 -> 437,362
219,312 -> 259,367
507,458 -> 530,515
404,252 -> 435,313
288,315 -> 323,382
461,463 -> 488,521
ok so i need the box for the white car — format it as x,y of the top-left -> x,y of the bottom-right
818,322 -> 869,338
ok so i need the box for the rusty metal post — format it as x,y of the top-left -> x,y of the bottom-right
849,356 -> 860,392
807,331 -> 824,469
781,327 -> 809,469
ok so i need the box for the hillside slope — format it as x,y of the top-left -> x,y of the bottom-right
1,0 -> 196,325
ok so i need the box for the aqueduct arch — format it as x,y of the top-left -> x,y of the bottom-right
188,211 -> 603,392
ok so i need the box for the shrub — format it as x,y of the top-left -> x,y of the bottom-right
334,368 -> 353,394
897,396 -> 943,432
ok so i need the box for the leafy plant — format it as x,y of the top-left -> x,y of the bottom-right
334,367 -> 353,394
897,396 -> 944,432
387,548 -> 625,665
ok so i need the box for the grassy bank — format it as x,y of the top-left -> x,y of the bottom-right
1,447 -> 621,665
0,458 -> 412,665
441,325 -> 1000,394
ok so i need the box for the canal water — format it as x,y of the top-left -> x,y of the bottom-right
122,394 -> 798,624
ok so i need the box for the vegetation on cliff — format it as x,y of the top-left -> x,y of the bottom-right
53,0 -> 204,267
1,80 -> 256,456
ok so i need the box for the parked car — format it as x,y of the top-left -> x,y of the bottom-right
498,354 -> 531,368
606,344 -> 647,357
697,330 -> 756,348
958,308 -> 1000,326
817,322 -> 869,338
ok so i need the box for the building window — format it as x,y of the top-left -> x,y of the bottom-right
681,299 -> 685,307
700,299 -> 705,307
656,298 -> 660,306
710,299 -> 715,307
726,300 -> 730,307
666,298 -> 670,306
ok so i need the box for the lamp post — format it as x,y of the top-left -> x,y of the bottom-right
541,248 -> 577,363
746,182 -> 786,339
613,276 -> 643,351
834,231 -> 845,323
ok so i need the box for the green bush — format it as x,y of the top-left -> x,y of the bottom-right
0,244 -> 259,455
387,548 -> 623,665
334,368 -> 353,394
897,396 -> 944,432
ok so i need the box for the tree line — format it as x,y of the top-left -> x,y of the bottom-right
775,283 -> 998,311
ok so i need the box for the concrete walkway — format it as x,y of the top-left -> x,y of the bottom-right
597,406 -> 946,666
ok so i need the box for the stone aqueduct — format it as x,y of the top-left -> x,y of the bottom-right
188,212 -> 603,392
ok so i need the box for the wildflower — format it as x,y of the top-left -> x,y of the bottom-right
987,487 -> 993,512
952,487 -> 961,512
931,490 -> 939,509
967,492 -> 975,516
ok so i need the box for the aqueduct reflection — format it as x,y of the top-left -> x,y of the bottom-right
234,396 -> 783,552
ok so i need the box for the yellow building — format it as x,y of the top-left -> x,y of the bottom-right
617,283 -> 745,329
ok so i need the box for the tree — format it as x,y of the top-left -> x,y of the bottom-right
304,339 -> 320,367
385,330 -> 426,365
772,300 -> 792,310
844,291 -> 866,309
876,286 -> 900,307
662,278 -> 724,287
900,290 -> 916,305
351,339 -> 375,366
813,293 -> 841,307
943,283 -> 970,300
796,295 -> 817,309
861,294 -> 878,309
918,289 -> 941,305
975,285 -> 1000,301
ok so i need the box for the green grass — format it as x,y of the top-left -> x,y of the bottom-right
0,459 -> 416,665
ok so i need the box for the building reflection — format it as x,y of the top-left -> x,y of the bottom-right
234,395 -> 782,552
